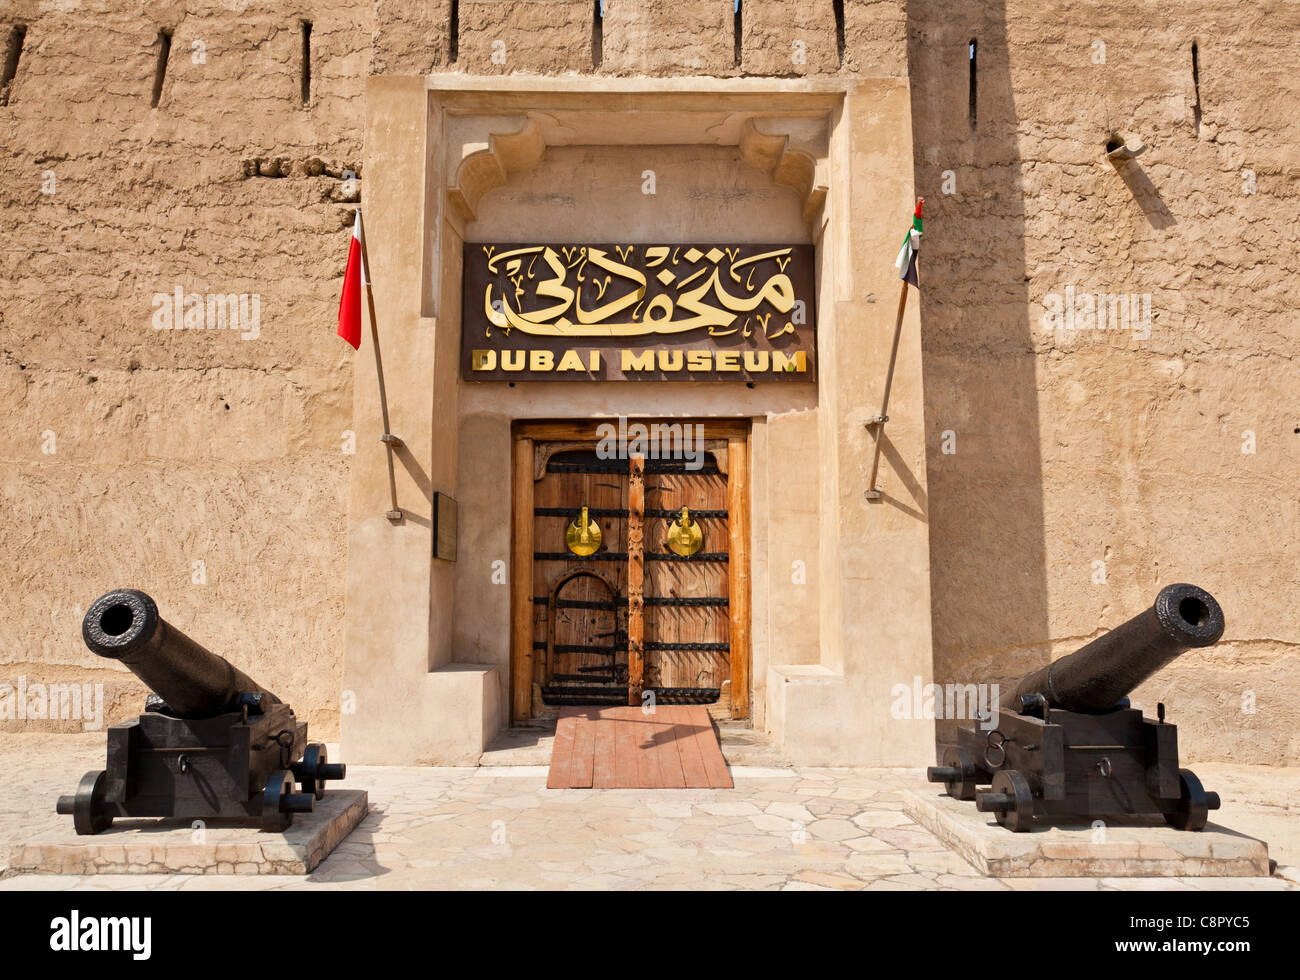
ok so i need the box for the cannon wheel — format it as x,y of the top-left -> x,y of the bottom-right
295,743 -> 329,801
990,769 -> 1035,832
1164,768 -> 1212,832
261,770 -> 295,832
71,770 -> 113,836
941,746 -> 980,800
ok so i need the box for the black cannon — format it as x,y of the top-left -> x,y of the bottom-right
57,589 -> 345,835
926,583 -> 1224,832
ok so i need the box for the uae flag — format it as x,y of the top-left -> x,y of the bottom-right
337,210 -> 365,349
894,198 -> 923,287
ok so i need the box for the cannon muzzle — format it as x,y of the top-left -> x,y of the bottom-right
1012,583 -> 1224,714
82,589 -> 279,717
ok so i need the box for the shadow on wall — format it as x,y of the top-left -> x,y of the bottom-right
905,2 -> 1049,754
1108,156 -> 1177,231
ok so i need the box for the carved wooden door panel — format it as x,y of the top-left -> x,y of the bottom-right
531,448 -> 628,707
640,453 -> 732,707
514,423 -> 750,721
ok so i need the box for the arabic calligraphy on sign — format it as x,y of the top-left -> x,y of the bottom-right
461,242 -> 816,383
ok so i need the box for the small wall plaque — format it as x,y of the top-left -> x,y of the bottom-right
433,492 -> 458,562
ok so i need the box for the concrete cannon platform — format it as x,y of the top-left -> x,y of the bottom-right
9,790 -> 368,876
901,786 -> 1271,877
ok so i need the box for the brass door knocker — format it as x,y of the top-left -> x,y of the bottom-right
565,505 -> 602,556
666,506 -> 703,557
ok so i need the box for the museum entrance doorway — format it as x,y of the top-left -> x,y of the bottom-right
511,420 -> 751,723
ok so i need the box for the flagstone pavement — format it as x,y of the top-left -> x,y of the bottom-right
1,733 -> 1296,891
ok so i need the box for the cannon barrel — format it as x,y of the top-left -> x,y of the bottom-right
1012,583 -> 1224,714
82,589 -> 279,717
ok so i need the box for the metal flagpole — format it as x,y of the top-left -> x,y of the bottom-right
354,208 -> 404,522
864,277 -> 910,501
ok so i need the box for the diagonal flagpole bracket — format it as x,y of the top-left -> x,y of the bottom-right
354,208 -> 405,523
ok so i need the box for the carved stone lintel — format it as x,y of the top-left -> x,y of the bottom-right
445,111 -> 830,233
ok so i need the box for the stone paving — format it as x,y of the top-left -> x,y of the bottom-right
1,733 -> 1296,891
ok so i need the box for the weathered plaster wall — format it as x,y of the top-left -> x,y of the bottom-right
3,0 -> 1296,763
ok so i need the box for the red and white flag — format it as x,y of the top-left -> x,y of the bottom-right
336,210 -> 365,349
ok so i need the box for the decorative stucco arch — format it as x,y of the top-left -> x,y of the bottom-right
444,112 -> 828,229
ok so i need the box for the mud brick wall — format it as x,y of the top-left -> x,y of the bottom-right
0,0 -> 369,735
1,0 -> 1295,762
908,1 -> 1299,763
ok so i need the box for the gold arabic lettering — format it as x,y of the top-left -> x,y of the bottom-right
482,245 -> 798,338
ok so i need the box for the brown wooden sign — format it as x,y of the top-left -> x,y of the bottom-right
462,243 -> 816,382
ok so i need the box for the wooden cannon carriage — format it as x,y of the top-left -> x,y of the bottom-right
926,583 -> 1225,832
57,589 -> 345,834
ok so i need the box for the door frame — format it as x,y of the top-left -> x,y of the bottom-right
510,418 -> 752,723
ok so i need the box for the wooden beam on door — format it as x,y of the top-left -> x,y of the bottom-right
510,436 -> 535,724
727,434 -> 751,719
626,453 -> 645,708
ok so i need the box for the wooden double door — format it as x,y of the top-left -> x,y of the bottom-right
511,420 -> 751,722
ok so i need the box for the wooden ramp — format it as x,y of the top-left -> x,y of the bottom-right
546,705 -> 733,789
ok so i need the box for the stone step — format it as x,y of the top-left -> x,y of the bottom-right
717,725 -> 788,768
480,724 -> 557,767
